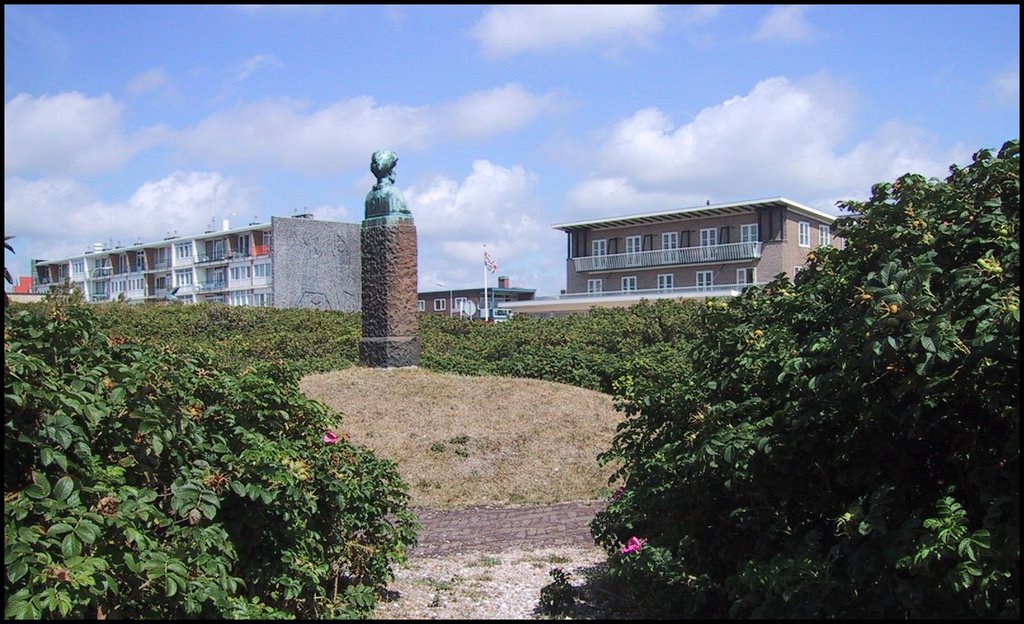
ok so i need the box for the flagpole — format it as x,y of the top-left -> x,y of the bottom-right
483,245 -> 488,321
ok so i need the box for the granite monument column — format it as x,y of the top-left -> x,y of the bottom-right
359,150 -> 420,367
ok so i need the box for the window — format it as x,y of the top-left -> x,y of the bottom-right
454,296 -> 467,313
434,299 -> 446,311
819,224 -> 831,247
794,266 -> 804,277
697,271 -> 714,290
72,260 -> 85,274
237,235 -> 251,256
230,290 -> 253,307
592,239 -> 607,256
155,276 -> 168,290
135,255 -> 144,272
736,268 -> 756,285
621,276 -> 637,291
740,223 -> 759,243
587,279 -> 603,294
254,292 -> 273,307
657,273 -> 674,290
175,242 -> 192,259
418,300 -> 426,312
700,228 -> 718,246
799,221 -> 811,247
254,263 -> 272,278
661,232 -> 679,250
626,235 -> 642,254
174,269 -> 193,287
230,265 -> 252,281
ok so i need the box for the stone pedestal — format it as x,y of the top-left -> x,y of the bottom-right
359,219 -> 420,367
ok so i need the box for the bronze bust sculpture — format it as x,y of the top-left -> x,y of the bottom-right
365,150 -> 411,221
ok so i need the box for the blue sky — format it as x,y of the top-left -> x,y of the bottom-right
4,5 -> 1019,296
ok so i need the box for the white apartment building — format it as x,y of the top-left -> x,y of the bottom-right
30,215 -> 362,311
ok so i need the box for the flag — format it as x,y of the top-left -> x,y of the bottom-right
484,250 -> 498,273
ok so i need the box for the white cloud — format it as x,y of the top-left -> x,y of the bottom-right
405,160 -> 562,291
126,67 -> 169,96
4,92 -> 166,176
991,57 -> 1019,106
441,84 -> 565,141
178,97 -> 432,173
572,74 -> 965,215
471,5 -> 664,57
179,86 -> 563,172
236,54 -> 283,81
753,6 -> 815,43
5,171 -> 253,260
565,177 -> 705,219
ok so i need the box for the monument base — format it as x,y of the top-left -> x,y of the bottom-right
359,336 -> 421,368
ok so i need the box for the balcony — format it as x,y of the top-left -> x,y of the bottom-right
145,261 -> 171,273
89,266 -> 113,279
197,252 -> 229,265
253,244 -> 270,257
90,293 -> 110,302
572,241 -> 763,273
198,280 -> 227,292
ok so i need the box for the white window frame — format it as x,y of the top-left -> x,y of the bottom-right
657,273 -> 674,290
740,223 -> 759,243
700,228 -> 718,247
454,296 -> 467,312
661,231 -> 679,250
592,239 -> 608,256
587,279 -> 603,294
799,221 -> 811,247
72,260 -> 85,275
434,298 -> 447,311
254,263 -> 272,278
621,276 -> 637,292
819,224 -> 831,247
174,269 -> 193,287
417,300 -> 426,312
175,242 -> 192,259
230,265 -> 252,281
697,270 -> 714,290
625,235 -> 642,254
736,267 -> 756,285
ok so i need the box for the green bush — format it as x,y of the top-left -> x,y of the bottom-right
592,140 -> 1020,618
4,291 -> 417,619
420,298 -> 700,394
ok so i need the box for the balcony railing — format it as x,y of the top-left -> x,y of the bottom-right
90,293 -> 110,302
197,252 -> 228,264
198,280 -> 227,292
253,244 -> 270,257
537,283 -> 763,302
573,241 -> 763,273
146,261 -> 171,272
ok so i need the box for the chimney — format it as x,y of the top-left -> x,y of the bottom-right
498,276 -> 509,289
93,242 -> 103,253
222,218 -> 230,231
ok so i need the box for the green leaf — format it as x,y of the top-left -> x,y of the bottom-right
7,560 -> 28,583
61,533 -> 81,558
165,576 -> 178,598
53,476 -> 74,502
920,335 -> 937,353
47,523 -> 75,537
151,436 -> 164,456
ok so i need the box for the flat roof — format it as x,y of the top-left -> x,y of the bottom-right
552,197 -> 837,232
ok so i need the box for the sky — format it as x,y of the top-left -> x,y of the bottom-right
4,4 -> 1019,296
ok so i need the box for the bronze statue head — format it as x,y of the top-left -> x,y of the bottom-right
370,150 -> 398,183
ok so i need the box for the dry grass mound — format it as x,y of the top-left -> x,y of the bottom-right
299,367 -> 625,509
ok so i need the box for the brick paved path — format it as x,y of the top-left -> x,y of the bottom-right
409,500 -> 607,558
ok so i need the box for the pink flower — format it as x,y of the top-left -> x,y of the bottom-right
323,431 -> 339,445
619,536 -> 647,555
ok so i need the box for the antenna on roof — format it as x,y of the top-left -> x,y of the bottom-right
706,200 -> 710,206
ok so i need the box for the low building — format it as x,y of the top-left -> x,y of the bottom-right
29,215 -> 361,311
419,276 -> 535,319
502,197 -> 842,317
